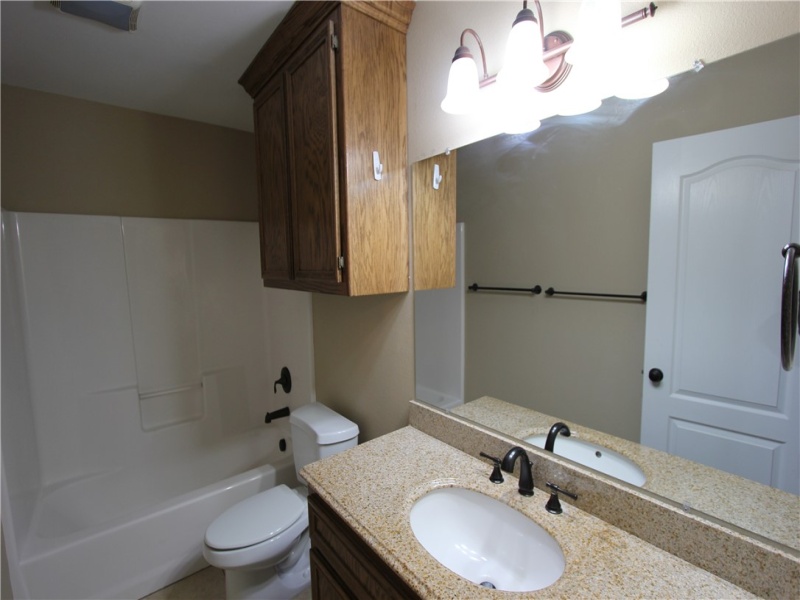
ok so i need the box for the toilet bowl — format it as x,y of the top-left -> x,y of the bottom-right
203,403 -> 358,599
203,485 -> 310,599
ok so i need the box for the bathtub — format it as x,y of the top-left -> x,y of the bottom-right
12,427 -> 297,600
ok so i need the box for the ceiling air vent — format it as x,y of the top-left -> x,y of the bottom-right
50,1 -> 142,32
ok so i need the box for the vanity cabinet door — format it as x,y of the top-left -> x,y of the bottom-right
310,548 -> 350,600
254,76 -> 293,283
308,493 -> 421,600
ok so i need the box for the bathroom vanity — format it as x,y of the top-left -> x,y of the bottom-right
301,421 -> 779,598
452,396 -> 799,550
308,493 -> 420,599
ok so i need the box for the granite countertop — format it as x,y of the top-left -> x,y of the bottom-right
301,426 -> 754,599
451,396 -> 800,551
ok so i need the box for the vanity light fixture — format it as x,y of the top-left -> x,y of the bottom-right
440,1 -> 667,131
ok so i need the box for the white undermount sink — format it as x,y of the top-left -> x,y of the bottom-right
409,487 -> 565,592
525,434 -> 647,486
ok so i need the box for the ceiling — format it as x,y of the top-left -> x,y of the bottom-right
1,1 -> 295,132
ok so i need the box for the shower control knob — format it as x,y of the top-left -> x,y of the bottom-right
648,368 -> 664,383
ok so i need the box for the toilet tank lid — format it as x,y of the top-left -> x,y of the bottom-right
290,403 -> 359,445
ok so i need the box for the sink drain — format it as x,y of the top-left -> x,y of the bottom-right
480,581 -> 497,589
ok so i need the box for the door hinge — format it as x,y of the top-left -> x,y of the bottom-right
331,33 -> 339,51
337,256 -> 345,270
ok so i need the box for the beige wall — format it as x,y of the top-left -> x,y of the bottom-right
312,293 -> 414,442
456,35 -> 800,442
6,2 -> 798,451
311,3 -> 800,445
1,85 -> 258,220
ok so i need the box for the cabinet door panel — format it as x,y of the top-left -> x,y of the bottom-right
339,6 -> 409,295
310,548 -> 350,600
413,151 -> 457,290
254,77 -> 292,282
286,19 -> 343,289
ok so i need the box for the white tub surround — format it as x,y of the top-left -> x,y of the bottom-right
1,212 -> 310,599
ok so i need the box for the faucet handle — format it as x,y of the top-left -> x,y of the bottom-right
545,482 -> 578,514
479,452 -> 504,484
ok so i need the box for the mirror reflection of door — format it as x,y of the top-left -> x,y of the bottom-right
641,116 -> 800,494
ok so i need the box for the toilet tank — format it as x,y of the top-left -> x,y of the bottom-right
289,403 -> 359,483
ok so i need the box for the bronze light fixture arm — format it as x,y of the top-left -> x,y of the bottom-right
541,2 -> 659,61
459,28 -> 491,84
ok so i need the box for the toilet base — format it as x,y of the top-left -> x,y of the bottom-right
223,538 -> 311,600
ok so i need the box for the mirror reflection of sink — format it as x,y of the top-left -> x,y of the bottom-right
409,487 -> 565,592
525,434 -> 647,486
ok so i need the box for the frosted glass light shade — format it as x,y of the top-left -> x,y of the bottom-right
566,0 -> 622,67
497,13 -> 549,94
557,94 -> 601,116
503,113 -> 542,135
502,89 -> 543,134
441,50 -> 480,115
552,64 -> 602,116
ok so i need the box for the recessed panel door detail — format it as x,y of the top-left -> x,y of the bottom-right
642,116 -> 800,494
285,20 -> 342,288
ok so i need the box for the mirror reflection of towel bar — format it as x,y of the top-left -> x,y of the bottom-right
545,288 -> 646,302
468,283 -> 646,302
468,283 -> 542,294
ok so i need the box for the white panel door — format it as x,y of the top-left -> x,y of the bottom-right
641,116 -> 800,494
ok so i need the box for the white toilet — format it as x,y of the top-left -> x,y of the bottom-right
203,403 -> 359,599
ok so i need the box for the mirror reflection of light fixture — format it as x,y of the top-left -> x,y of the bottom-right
441,1 -> 665,128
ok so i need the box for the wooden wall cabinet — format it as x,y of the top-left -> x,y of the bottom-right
308,493 -> 421,600
240,1 -> 414,296
412,150 -> 457,290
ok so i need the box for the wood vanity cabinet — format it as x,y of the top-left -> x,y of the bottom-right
239,1 -> 414,296
308,493 -> 422,600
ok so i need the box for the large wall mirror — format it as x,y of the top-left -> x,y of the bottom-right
414,35 -> 799,551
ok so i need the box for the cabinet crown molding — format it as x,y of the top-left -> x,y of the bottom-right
239,0 -> 415,98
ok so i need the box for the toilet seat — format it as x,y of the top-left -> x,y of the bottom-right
203,485 -> 309,571
205,485 -> 305,550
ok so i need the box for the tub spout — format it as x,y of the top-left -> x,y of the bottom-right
265,406 -> 290,423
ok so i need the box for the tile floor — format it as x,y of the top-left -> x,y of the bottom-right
140,567 -> 312,600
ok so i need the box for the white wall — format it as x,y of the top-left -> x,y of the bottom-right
0,212 -> 313,546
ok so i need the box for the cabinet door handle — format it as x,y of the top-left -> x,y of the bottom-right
372,150 -> 383,181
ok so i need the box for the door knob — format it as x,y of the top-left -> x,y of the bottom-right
648,368 -> 664,383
